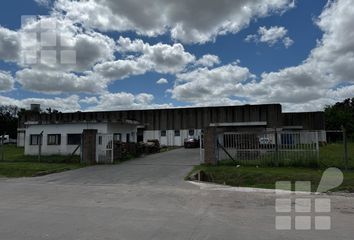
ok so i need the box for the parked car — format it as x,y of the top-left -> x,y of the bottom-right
184,137 -> 200,148
258,137 -> 275,149
259,137 -> 272,145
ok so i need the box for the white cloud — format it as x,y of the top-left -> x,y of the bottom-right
0,27 -> 20,62
79,96 -> 99,105
0,95 -> 81,112
117,37 -> 195,74
54,0 -> 295,44
93,59 -> 150,81
93,37 -> 196,82
156,78 -> 168,84
0,17 -> 117,93
250,0 -> 354,109
1,18 -> 196,94
34,0 -> 52,7
245,26 -> 294,48
19,17 -> 116,72
171,63 -> 255,103
16,69 -> 108,94
195,54 -> 220,67
0,71 -> 14,91
283,37 -> 294,48
88,92 -> 172,111
171,0 -> 354,111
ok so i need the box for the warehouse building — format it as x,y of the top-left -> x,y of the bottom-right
18,104 -> 326,155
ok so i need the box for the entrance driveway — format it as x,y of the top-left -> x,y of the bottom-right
29,148 -> 201,186
0,148 -> 353,240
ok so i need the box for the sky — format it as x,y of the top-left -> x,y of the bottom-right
0,0 -> 353,112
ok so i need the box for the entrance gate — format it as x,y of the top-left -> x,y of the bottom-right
96,134 -> 114,164
217,130 -> 320,166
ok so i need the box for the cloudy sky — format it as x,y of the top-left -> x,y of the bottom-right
0,0 -> 353,112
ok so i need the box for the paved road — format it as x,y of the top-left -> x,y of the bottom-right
0,148 -> 353,240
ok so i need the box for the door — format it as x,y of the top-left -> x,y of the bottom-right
137,128 -> 144,142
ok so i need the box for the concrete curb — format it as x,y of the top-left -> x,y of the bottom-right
187,180 -> 335,196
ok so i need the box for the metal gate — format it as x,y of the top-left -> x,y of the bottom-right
217,131 -> 319,166
96,134 -> 114,164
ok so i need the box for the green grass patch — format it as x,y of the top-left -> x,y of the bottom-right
194,143 -> 354,192
0,145 -> 85,178
0,162 -> 84,178
187,165 -> 354,192
319,142 -> 354,169
0,144 -> 80,163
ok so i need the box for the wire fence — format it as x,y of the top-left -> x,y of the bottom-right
217,131 -> 320,167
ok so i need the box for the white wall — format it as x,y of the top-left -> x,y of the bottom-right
144,129 -> 202,146
17,131 -> 25,147
107,123 -> 138,143
24,123 -> 108,156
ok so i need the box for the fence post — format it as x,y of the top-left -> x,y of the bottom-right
1,133 -> 4,161
274,130 -> 279,167
315,131 -> 320,162
38,131 -> 43,162
342,126 -> 348,170
81,129 -> 98,165
204,127 -> 218,165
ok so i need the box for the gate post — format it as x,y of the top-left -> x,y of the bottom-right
204,127 -> 218,165
81,129 -> 98,165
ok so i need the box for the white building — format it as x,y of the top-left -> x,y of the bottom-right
24,122 -> 138,156
18,104 -> 326,156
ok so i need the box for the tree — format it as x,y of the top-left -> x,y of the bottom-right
324,98 -> 354,137
0,105 -> 19,139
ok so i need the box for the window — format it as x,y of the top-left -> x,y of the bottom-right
126,133 -> 130,143
47,134 -> 61,145
161,130 -> 166,137
30,134 -> 42,145
188,129 -> 194,136
98,136 -> 102,145
113,133 -> 121,141
174,130 -> 180,137
67,134 -> 81,145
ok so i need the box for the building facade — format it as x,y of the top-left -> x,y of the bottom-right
18,104 -> 326,156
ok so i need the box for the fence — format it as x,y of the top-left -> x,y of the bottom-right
217,131 -> 320,167
96,134 -> 114,164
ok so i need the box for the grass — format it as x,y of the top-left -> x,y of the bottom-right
319,142 -> 354,169
187,143 -> 354,192
187,165 -> 354,192
0,144 -> 80,163
0,162 -> 83,178
0,144 -> 85,178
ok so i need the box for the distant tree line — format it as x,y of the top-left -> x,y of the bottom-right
0,106 -> 60,140
0,105 -> 21,139
325,98 -> 354,137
